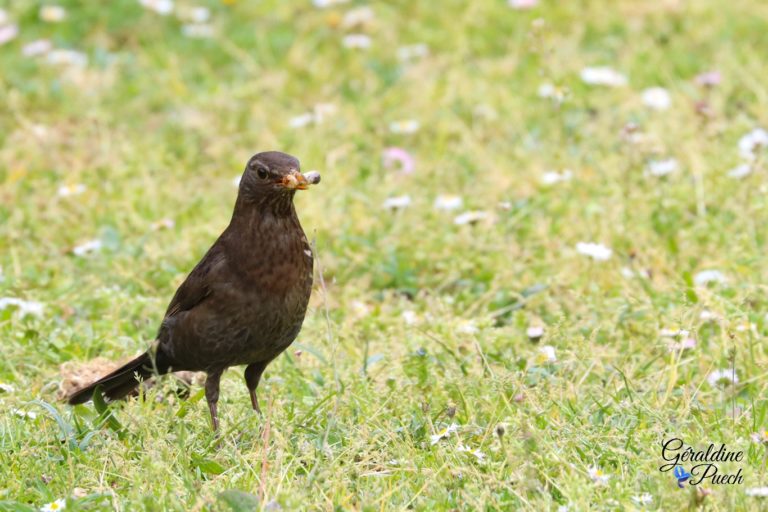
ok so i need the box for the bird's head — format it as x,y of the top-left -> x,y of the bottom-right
239,151 -> 320,199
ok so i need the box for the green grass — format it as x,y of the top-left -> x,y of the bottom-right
2,0 -> 768,509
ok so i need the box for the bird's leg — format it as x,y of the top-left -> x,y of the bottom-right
205,370 -> 223,432
244,362 -> 268,415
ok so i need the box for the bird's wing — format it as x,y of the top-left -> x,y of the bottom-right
164,243 -> 227,318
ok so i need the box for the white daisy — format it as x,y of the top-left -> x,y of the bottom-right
0,297 -> 45,317
631,493 -> 653,506
508,0 -> 538,9
72,239 -> 103,257
641,87 -> 671,110
57,184 -> 86,197
389,120 -> 420,134
694,269 -> 727,286
402,310 -> 418,325
537,345 -> 557,363
177,6 -> 210,23
312,0 -> 350,7
382,195 -> 411,210
150,218 -> 175,230
40,5 -> 67,22
13,409 -> 38,420
526,325 -> 545,340
659,328 -> 690,338
746,487 -> 768,497
738,128 -> 768,161
540,169 -> 572,185
40,499 -> 66,512
587,465 -> 610,485
453,211 -> 489,225
430,423 -> 459,445
433,195 -> 463,211
139,0 -> 173,15
580,67 -> 627,87
457,321 -> 479,334
289,113 -> 314,128
575,242 -> 612,261
707,368 -> 738,387
342,6 -> 374,28
645,158 -> 678,177
342,34 -> 371,49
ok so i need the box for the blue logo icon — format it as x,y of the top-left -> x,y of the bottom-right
673,466 -> 691,488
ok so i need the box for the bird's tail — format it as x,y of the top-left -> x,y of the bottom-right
67,349 -> 171,405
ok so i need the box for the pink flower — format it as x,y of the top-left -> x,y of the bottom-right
382,147 -> 415,175
694,71 -> 721,87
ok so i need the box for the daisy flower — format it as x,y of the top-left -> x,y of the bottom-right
40,5 -> 67,22
0,297 -> 45,317
382,147 -> 415,175
433,195 -> 463,211
508,0 -> 538,9
289,113 -> 314,128
641,87 -> 671,110
139,0 -> 174,15
382,195 -> 411,210
13,409 -> 38,420
430,423 -> 459,445
342,6 -> 374,29
587,465 -> 610,485
537,345 -> 557,363
177,6 -> 210,23
575,242 -> 612,261
72,239 -> 103,257
738,128 -> 768,161
631,493 -> 653,506
453,211 -> 489,225
313,0 -> 350,7
540,169 -> 572,185
457,320 -> 479,334
580,67 -> 627,87
389,120 -> 420,134
342,34 -> 371,49
746,487 -> 768,497
150,218 -> 175,230
401,310 -> 418,325
526,325 -> 545,341
645,158 -> 678,177
750,429 -> 768,444
41,499 -> 66,512
693,269 -> 727,286
707,368 -> 738,387
57,183 -> 86,197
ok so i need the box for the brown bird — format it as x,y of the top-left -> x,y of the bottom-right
67,151 -> 320,431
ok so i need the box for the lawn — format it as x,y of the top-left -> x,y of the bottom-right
1,0 -> 768,510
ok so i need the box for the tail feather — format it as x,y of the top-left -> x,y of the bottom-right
67,350 -> 170,405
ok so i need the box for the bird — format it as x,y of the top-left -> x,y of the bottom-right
67,151 -> 320,431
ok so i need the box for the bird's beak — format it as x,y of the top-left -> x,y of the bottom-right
281,170 -> 309,190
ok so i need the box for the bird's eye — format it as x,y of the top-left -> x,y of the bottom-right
256,167 -> 268,180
